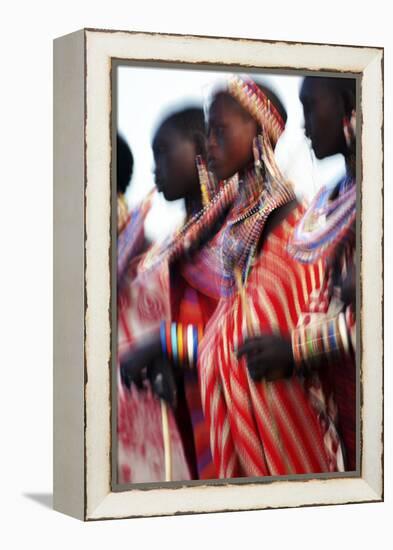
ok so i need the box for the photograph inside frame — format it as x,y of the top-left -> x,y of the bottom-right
115,64 -> 357,486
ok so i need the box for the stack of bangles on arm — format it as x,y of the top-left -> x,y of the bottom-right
291,312 -> 351,375
160,321 -> 204,369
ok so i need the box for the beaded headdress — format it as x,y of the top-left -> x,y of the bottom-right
227,75 -> 285,146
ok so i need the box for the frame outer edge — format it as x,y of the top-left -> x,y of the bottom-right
360,50 -> 384,500
53,29 -> 86,521
82,29 -> 384,520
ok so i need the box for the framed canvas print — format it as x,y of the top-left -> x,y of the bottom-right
53,28 -> 383,520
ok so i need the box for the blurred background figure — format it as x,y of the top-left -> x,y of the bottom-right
117,132 -> 153,284
118,106 -> 218,483
117,133 -> 134,233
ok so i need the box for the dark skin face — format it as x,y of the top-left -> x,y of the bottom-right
300,78 -> 347,160
152,124 -> 201,202
207,94 -> 258,181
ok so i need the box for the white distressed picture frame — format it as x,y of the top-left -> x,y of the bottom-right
53,28 -> 383,521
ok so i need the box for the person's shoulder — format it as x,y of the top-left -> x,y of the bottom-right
256,199 -> 298,253
269,199 -> 300,232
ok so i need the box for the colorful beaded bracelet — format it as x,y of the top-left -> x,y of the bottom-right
160,321 -> 203,369
292,312 -> 351,374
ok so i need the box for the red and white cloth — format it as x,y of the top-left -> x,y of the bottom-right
198,205 -> 343,478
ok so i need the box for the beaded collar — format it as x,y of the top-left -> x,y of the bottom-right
222,156 -> 295,290
288,175 -> 356,264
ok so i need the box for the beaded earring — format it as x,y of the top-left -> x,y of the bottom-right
343,109 -> 356,151
252,133 -> 265,180
196,155 -> 211,207
343,109 -> 356,175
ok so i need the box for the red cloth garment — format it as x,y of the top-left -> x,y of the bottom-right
116,194 -> 192,483
198,204 -> 341,478
329,239 -> 356,470
318,339 -> 356,470
170,276 -> 218,479
289,178 -> 357,471
117,255 -> 191,484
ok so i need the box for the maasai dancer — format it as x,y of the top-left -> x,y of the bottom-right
150,109 -> 223,479
195,76 -> 343,478
287,77 -> 357,470
118,107 -> 231,482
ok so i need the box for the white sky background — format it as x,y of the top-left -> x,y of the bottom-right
118,65 -> 346,243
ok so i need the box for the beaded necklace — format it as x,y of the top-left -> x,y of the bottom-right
219,125 -> 295,287
138,174 -> 239,274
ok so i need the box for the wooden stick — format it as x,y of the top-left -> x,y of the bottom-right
161,399 -> 172,482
